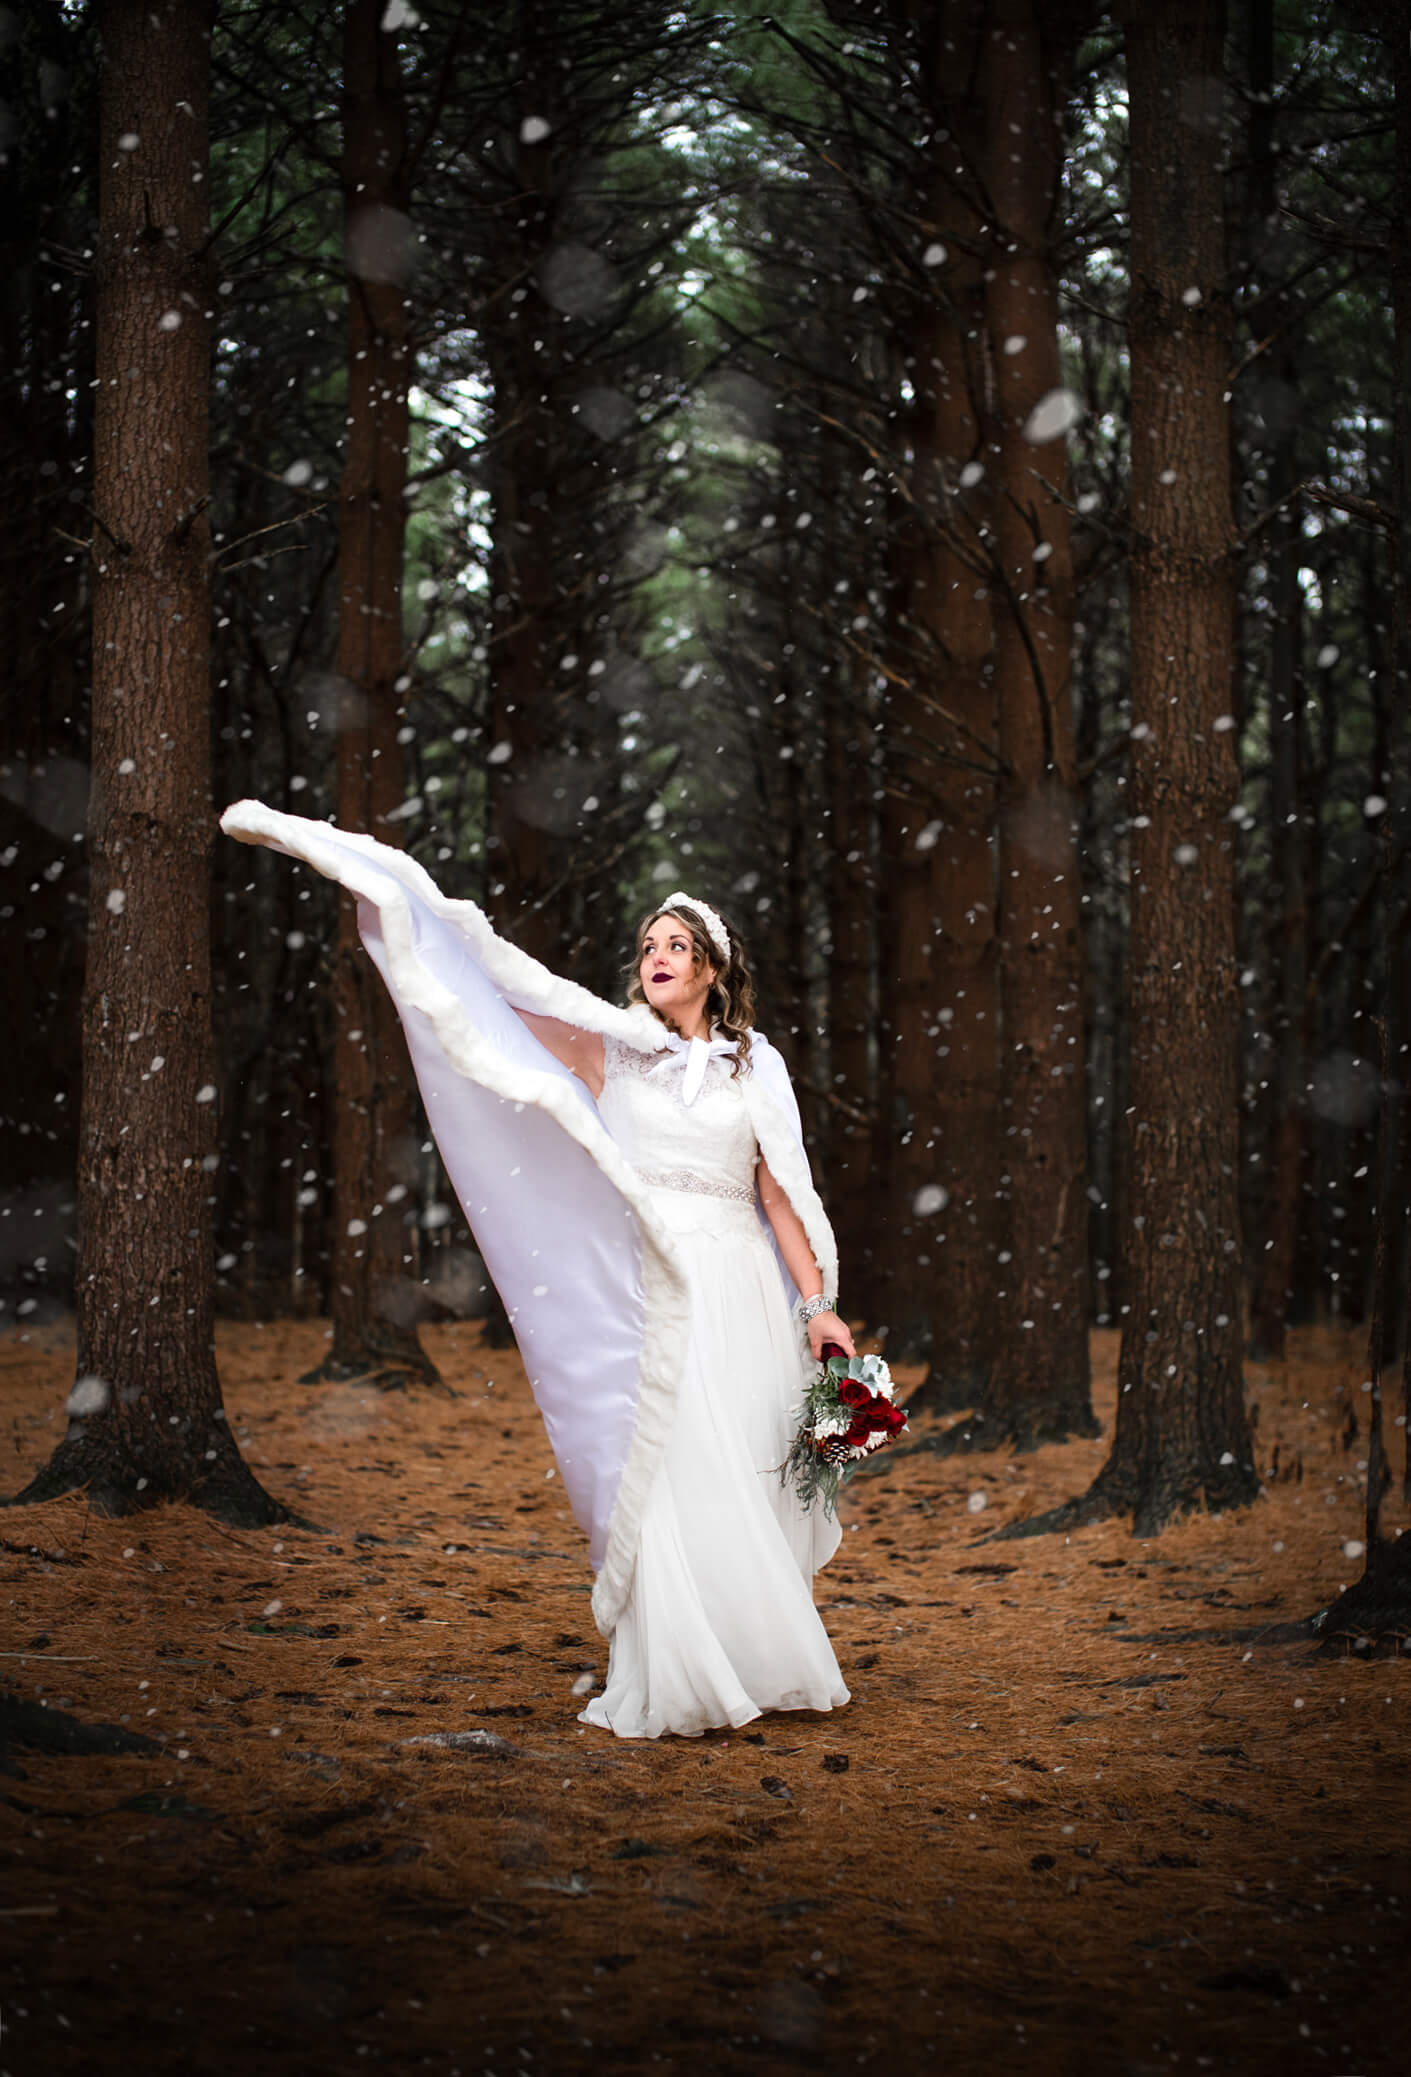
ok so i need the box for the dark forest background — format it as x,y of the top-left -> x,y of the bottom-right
2,0 -> 1409,1578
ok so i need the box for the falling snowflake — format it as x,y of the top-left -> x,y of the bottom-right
1021,388 -> 1082,443
66,1375 -> 110,1418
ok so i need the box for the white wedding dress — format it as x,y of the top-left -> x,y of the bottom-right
583,1038 -> 849,1737
217,801 -> 849,1739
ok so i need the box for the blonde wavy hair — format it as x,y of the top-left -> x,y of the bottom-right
626,900 -> 756,1074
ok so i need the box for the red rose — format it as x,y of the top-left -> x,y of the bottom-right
846,1413 -> 873,1446
883,1403 -> 907,1437
838,1377 -> 870,1409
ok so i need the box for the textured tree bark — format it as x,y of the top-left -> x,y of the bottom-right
826,635 -> 880,1314
1244,0 -> 1310,1362
481,10 -> 577,973
310,0 -> 441,1390
9,0 -> 285,1522
1081,0 -> 1257,1531
483,307 -> 565,971
980,0 -> 1096,1447
1247,485 -> 1308,1360
1393,0 -> 1411,1500
876,0 -> 1000,1386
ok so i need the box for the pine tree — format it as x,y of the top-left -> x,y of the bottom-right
11,0 -> 287,1524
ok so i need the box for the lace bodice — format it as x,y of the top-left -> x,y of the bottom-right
598,1036 -> 760,1205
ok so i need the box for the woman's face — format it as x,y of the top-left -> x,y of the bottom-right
639,913 -> 717,1030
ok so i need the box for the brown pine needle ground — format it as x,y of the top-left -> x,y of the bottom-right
0,1318 -> 1405,2075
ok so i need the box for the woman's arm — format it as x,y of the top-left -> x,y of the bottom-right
514,1010 -> 605,1100
757,1157 -> 856,1359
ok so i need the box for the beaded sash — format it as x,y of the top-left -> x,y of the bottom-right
635,1166 -> 755,1206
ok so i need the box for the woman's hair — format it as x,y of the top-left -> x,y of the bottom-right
626,900 -> 756,1073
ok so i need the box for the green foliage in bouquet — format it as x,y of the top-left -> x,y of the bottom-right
779,1351 -> 907,1520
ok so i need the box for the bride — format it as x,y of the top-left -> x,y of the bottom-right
220,800 -> 853,1739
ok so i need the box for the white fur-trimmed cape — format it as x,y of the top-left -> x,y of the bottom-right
218,800 -> 838,1634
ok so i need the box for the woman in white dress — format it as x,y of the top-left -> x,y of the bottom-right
219,802 -> 853,1739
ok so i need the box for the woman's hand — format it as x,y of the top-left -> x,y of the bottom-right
807,1310 -> 855,1361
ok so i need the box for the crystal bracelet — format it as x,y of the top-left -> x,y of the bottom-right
797,1294 -> 837,1325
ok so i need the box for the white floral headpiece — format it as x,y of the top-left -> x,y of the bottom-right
661,890 -> 731,964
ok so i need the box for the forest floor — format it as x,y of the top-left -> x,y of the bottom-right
0,1317 -> 1406,2077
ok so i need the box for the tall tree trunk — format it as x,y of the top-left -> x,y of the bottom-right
9,0 -> 283,1522
1244,0 -> 1310,1361
482,14 -> 575,971
1247,482 -> 1308,1357
311,0 -> 440,1390
1081,0 -> 1257,1531
827,631 -> 880,1313
877,0 -> 1000,1387
1388,0 -> 1411,1500
981,0 -> 1096,1446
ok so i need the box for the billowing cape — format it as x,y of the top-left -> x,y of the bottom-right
218,802 -> 839,1634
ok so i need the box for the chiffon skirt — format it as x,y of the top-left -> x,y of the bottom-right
579,1187 -> 850,1740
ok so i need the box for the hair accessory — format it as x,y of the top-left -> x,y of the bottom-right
661,890 -> 731,963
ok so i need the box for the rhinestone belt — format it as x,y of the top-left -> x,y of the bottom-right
635,1166 -> 755,1205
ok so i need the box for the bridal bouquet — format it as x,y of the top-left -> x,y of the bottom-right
780,1346 -> 908,1519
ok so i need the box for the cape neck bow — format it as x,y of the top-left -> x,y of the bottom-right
659,1029 -> 737,1106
